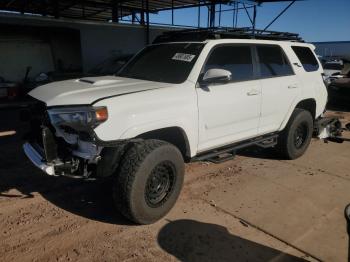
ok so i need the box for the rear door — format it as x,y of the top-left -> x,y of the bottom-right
256,44 -> 301,134
291,46 -> 327,115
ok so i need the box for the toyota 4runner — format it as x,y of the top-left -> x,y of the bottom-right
23,29 -> 330,224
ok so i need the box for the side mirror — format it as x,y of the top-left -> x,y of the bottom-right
201,68 -> 232,85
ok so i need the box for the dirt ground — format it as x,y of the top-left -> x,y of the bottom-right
1,107 -> 350,262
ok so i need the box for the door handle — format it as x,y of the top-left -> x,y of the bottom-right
247,90 -> 260,96
288,85 -> 298,89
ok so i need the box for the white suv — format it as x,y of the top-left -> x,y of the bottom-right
23,30 -> 328,224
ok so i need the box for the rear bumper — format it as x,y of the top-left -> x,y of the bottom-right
23,142 -> 56,176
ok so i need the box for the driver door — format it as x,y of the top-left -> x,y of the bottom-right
196,44 -> 261,152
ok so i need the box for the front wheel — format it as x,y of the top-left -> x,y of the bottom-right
113,140 -> 184,224
278,109 -> 313,160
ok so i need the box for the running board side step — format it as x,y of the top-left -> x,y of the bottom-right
192,134 -> 278,163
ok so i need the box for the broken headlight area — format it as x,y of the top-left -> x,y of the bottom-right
23,105 -> 108,178
48,106 -> 108,128
46,105 -> 107,146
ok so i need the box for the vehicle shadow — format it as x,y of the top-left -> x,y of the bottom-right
0,109 -> 131,225
158,219 -> 308,262
237,146 -> 284,161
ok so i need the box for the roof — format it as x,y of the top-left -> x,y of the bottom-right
0,0 -> 298,22
153,28 -> 304,43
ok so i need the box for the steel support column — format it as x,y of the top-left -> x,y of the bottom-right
171,0 -> 174,25
140,0 -> 145,25
252,5 -> 257,35
198,0 -> 201,28
112,0 -> 119,22
146,0 -> 150,45
209,3 -> 215,28
53,0 -> 59,18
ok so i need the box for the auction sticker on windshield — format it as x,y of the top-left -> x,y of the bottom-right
172,53 -> 196,62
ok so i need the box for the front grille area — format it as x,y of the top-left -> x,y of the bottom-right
22,98 -> 64,161
42,126 -> 58,162
21,98 -> 48,147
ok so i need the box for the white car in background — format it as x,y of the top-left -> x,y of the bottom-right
323,60 -> 344,78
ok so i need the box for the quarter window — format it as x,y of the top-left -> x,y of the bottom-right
204,45 -> 254,81
291,46 -> 319,72
257,45 -> 293,78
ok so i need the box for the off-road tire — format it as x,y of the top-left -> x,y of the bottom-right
278,109 -> 313,160
113,139 -> 185,224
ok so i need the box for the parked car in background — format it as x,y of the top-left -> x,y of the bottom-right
323,60 -> 343,78
0,77 -> 18,99
328,66 -> 350,104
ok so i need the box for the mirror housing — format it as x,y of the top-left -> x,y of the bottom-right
201,68 -> 232,85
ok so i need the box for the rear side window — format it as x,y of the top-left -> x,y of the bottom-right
257,45 -> 294,78
292,46 -> 319,72
204,45 -> 254,81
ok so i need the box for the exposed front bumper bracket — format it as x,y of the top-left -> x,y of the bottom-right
23,142 -> 56,176
315,117 -> 350,143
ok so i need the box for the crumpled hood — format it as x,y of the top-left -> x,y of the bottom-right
29,76 -> 168,106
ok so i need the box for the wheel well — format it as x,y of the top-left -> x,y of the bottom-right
136,127 -> 191,161
295,99 -> 316,119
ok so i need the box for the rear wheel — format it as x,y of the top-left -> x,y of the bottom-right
278,109 -> 313,160
113,140 -> 184,224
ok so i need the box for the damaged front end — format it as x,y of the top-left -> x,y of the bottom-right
22,101 -> 109,179
315,116 -> 350,143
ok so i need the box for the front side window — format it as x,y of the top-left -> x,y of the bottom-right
257,45 -> 294,78
118,43 -> 204,84
204,45 -> 254,82
292,46 -> 319,72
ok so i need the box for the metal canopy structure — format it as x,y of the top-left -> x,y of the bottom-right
0,1 -> 240,21
0,0 -> 300,43
0,1 -> 297,23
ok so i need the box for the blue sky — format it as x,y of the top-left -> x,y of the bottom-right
146,0 -> 350,42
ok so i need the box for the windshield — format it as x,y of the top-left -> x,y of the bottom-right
90,55 -> 133,75
118,43 -> 204,84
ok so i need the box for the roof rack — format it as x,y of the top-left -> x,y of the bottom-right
153,27 -> 304,44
